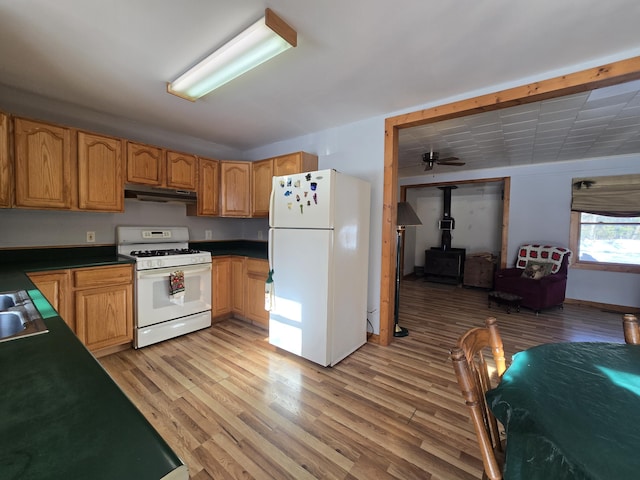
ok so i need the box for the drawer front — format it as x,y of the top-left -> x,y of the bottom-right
73,265 -> 133,288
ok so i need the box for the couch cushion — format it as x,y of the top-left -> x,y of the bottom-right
521,260 -> 554,280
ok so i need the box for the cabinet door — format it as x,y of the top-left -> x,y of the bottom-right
273,152 -> 318,177
244,258 -> 269,328
231,256 -> 245,315
14,118 -> 72,209
196,157 -> 219,216
212,256 -> 231,317
78,132 -> 124,212
251,159 -> 273,217
220,161 -> 250,217
75,284 -> 133,352
126,141 -> 163,186
27,270 -> 71,331
166,151 -> 197,190
0,112 -> 10,208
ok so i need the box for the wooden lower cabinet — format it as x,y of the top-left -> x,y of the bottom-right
27,270 -> 71,329
212,256 -> 269,329
244,258 -> 270,328
231,256 -> 245,315
211,256 -> 232,319
75,284 -> 132,353
73,265 -> 133,354
29,265 -> 133,355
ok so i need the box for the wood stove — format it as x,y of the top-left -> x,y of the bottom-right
424,186 -> 466,285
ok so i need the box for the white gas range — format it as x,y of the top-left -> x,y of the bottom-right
117,226 -> 212,348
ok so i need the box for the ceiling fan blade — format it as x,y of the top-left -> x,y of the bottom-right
437,161 -> 466,166
436,156 -> 459,163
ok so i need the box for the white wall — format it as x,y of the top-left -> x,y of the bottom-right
0,200 -> 260,246
406,186 -> 503,272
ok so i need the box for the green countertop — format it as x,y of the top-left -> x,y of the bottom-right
0,313 -> 186,479
0,240 -> 266,479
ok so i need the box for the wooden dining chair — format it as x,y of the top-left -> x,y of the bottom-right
450,316 -> 506,480
623,313 -> 640,345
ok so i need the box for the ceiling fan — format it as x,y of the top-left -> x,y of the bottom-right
421,151 -> 466,171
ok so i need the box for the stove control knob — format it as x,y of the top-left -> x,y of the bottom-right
157,259 -> 164,267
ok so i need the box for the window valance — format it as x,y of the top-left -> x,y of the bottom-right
571,174 -> 640,217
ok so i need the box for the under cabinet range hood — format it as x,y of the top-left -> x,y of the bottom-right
124,184 -> 197,203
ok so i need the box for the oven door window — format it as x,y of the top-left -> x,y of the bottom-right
136,264 -> 212,327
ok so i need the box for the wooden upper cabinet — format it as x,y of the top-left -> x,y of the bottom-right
273,151 -> 318,177
77,131 -> 124,212
126,141 -> 164,186
14,117 -> 72,209
166,151 -> 197,190
251,159 -> 273,217
220,160 -> 250,217
0,112 -> 10,208
188,157 -> 219,216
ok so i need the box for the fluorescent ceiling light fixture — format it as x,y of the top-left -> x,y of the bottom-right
167,8 -> 297,101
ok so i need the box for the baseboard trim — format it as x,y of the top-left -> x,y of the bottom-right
565,298 -> 640,314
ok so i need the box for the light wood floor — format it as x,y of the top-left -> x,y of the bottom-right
100,280 -> 627,479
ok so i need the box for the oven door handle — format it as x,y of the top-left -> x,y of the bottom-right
137,264 -> 212,279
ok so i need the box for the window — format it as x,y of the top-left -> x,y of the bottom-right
570,174 -> 640,273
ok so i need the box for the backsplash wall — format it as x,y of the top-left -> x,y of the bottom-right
0,199 -> 269,248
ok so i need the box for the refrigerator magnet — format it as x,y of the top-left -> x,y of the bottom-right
305,173 -> 311,181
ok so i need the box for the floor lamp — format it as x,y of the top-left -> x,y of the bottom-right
394,202 -> 422,337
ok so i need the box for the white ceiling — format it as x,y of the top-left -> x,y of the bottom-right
1,0 -> 640,167
398,80 -> 640,176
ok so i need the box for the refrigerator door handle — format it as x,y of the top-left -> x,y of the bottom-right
269,176 -> 276,228
268,228 -> 274,272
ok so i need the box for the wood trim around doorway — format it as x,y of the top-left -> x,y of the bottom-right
378,55 -> 640,346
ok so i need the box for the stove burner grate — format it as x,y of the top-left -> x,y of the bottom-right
130,248 -> 202,257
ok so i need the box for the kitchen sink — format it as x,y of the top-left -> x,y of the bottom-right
0,294 -> 16,310
0,290 -> 48,343
0,312 -> 25,337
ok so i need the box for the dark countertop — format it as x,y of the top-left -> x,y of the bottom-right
192,239 -> 268,259
0,240 -> 267,479
0,310 -> 186,479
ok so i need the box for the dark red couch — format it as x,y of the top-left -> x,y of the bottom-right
494,245 -> 572,314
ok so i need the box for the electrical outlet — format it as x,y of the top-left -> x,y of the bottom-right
258,230 -> 264,240
86,231 -> 96,243
205,230 -> 212,240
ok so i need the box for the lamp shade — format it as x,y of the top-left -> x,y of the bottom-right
397,202 -> 422,227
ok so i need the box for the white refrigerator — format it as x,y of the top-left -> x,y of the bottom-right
268,169 -> 371,366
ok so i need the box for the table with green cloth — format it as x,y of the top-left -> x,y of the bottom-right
486,342 -> 640,480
